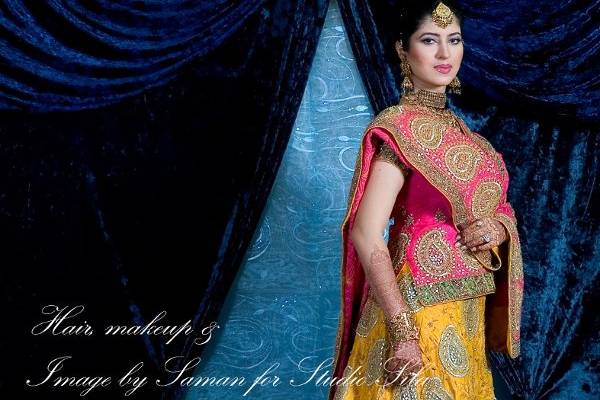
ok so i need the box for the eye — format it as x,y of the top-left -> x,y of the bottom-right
421,38 -> 436,45
450,38 -> 463,45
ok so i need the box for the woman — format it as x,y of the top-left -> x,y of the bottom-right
328,1 -> 524,399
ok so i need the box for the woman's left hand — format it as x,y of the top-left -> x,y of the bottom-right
455,217 -> 507,252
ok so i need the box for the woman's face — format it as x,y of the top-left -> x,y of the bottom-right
396,16 -> 463,93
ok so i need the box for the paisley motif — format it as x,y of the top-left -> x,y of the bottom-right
444,144 -> 481,182
398,271 -> 424,312
356,292 -> 379,337
392,232 -> 410,272
414,228 -> 454,277
393,377 -> 419,400
422,376 -> 454,399
410,116 -> 447,149
462,297 -> 480,339
438,324 -> 469,377
471,181 -> 503,218
365,338 -> 388,384
459,248 -> 483,271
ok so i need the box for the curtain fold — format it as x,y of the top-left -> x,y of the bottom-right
1,1 -> 329,399
0,0 -> 266,110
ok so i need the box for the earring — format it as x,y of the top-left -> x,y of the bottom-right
398,41 -> 414,95
448,76 -> 461,95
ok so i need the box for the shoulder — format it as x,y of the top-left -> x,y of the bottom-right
470,130 -> 503,157
371,105 -> 403,124
453,115 -> 503,156
367,104 -> 414,137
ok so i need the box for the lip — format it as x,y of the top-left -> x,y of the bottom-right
434,64 -> 452,74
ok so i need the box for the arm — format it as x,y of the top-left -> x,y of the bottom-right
349,157 -> 410,319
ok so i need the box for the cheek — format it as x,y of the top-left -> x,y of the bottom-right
411,49 -> 436,68
453,47 -> 464,62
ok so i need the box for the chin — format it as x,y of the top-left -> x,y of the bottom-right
430,77 -> 455,87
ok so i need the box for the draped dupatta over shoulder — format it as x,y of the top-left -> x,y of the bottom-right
328,102 -> 524,400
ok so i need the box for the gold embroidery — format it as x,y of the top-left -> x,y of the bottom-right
400,93 -> 458,128
368,107 -> 470,229
472,181 -> 503,218
459,247 -> 483,271
415,228 -> 454,277
462,297 -> 480,339
494,212 -> 524,359
410,116 -> 447,149
434,208 -> 447,222
391,232 -> 410,272
422,376 -> 454,399
375,142 -> 410,176
356,292 -> 379,337
415,272 -> 495,306
393,377 -> 419,399
333,365 -> 352,400
468,129 -> 506,175
439,324 -> 469,377
365,338 -> 388,384
444,144 -> 481,182
398,272 -> 424,313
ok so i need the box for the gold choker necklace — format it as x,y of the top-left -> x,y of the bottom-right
401,89 -> 447,109
399,88 -> 458,129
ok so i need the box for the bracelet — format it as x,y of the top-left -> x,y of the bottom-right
385,310 -> 419,345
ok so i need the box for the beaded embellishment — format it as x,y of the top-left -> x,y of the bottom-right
375,142 -> 411,176
438,324 -> 469,377
414,228 -> 454,277
365,338 -> 388,384
462,297 -> 480,339
422,376 -> 454,399
356,292 -> 379,337
444,144 -> 481,182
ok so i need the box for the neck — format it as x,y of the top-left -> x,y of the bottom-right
402,88 -> 447,109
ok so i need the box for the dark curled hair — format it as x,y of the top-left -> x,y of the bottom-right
397,0 -> 463,51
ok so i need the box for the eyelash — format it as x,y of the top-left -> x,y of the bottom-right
422,38 -> 462,45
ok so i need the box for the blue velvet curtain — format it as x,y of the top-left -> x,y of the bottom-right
1,0 -> 598,399
1,1 -> 329,399
338,1 -> 600,399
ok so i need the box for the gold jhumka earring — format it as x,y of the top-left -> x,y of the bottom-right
398,40 -> 414,95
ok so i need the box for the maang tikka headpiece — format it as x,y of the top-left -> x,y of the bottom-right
431,2 -> 454,28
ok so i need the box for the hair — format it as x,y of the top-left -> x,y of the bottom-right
397,0 -> 464,51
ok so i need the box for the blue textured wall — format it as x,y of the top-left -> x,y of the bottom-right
184,1 -> 370,399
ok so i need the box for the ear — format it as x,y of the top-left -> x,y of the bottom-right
395,40 -> 405,59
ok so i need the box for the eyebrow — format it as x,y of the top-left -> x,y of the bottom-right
418,32 -> 461,38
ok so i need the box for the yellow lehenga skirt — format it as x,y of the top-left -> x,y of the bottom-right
336,261 -> 496,400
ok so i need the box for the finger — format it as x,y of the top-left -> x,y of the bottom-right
476,241 -> 495,251
456,221 -> 467,231
463,227 -> 490,249
459,224 -> 477,244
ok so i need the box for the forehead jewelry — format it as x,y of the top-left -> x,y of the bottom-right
431,2 -> 454,28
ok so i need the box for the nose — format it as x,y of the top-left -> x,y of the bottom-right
437,42 -> 450,59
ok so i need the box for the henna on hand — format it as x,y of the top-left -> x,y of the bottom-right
455,217 -> 507,252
